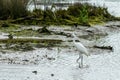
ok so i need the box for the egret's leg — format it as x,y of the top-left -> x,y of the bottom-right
81,54 -> 83,68
76,53 -> 82,68
77,56 -> 81,68
76,55 -> 81,63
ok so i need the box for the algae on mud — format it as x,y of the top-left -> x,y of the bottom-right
0,38 -> 62,51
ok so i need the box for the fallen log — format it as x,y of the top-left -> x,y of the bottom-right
93,45 -> 113,51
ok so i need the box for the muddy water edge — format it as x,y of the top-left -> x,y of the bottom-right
0,21 -> 120,64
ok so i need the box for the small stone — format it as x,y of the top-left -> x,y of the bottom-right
32,71 -> 37,75
22,59 -> 29,62
51,74 -> 54,77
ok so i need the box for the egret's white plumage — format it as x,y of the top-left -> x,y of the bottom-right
73,41 -> 89,56
72,32 -> 90,68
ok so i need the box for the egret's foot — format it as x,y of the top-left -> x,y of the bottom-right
78,63 -> 83,68
80,65 -> 89,68
78,64 -> 89,68
78,65 -> 81,68
78,66 -> 83,68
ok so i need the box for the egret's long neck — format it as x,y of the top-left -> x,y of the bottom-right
73,35 -> 80,44
72,33 -> 77,43
73,37 -> 76,44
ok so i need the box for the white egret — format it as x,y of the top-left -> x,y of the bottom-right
72,32 -> 90,68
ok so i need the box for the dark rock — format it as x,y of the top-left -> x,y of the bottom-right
36,55 -> 39,57
32,71 -> 37,75
51,74 -> 54,77
47,57 -> 55,60
22,59 -> 29,62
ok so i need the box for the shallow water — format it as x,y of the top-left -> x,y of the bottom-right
0,24 -> 120,80
0,31 -> 120,80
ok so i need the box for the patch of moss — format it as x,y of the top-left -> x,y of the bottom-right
0,38 -> 62,44
0,24 -> 20,33
13,29 -> 39,37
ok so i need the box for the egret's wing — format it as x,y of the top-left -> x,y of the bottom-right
74,42 -> 89,56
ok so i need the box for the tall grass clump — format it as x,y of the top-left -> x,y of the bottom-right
10,2 -> 115,26
79,5 -> 89,24
0,0 -> 29,19
67,3 -> 114,25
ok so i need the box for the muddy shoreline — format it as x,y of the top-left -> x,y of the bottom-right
0,21 -> 119,65
0,21 -> 120,80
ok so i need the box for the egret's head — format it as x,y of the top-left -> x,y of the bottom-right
71,32 -> 80,41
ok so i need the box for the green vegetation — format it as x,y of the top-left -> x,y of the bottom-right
0,1 -> 116,26
0,24 -> 19,32
13,29 -> 39,37
13,3 -> 115,26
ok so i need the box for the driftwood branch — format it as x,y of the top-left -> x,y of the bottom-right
93,45 -> 113,51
